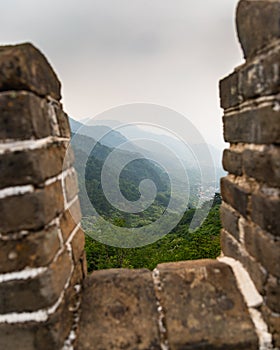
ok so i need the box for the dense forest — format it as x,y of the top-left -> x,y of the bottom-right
83,193 -> 221,271
70,118 -> 222,272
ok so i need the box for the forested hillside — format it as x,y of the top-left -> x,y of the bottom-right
70,120 -> 222,271
83,194 -> 221,271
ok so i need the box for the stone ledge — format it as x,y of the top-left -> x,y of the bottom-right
0,43 -> 61,100
76,260 -> 258,350
156,259 -> 258,350
76,269 -> 161,350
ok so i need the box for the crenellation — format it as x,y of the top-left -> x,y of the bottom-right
0,43 -> 84,349
236,0 -> 280,60
0,43 -> 61,100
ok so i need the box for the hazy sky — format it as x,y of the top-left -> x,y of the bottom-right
1,0 -> 242,149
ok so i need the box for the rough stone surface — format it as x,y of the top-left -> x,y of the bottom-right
64,169 -> 79,203
244,222 -> 280,279
243,146 -> 280,188
0,43 -> 61,99
0,141 -> 72,189
157,259 -> 258,350
223,105 -> 280,144
236,0 -> 280,59
0,225 -> 60,273
221,229 -> 267,295
220,202 -> 240,241
251,190 -> 280,237
55,106 -> 71,138
220,49 -> 280,109
0,91 -> 52,141
262,305 -> 280,348
222,149 -> 243,176
220,176 -> 249,218
60,199 -> 82,242
0,250 -> 71,314
76,269 -> 161,350
265,275 -> 280,314
219,71 -> 240,110
0,181 -> 64,234
71,228 -> 85,264
240,51 -> 280,100
0,298 -> 73,350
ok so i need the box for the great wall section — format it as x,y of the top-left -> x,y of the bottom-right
0,1 -> 279,349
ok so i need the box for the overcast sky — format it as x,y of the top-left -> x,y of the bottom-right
1,0 -> 242,149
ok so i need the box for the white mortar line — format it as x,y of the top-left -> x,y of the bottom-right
0,185 -> 34,199
0,266 -> 47,283
44,173 -> 63,187
218,256 -> 274,350
0,289 -> 64,324
65,195 -> 79,211
0,136 -> 68,154
61,291 -> 82,350
0,167 -> 75,199
218,256 -> 263,307
224,95 -> 280,116
152,268 -> 169,350
249,308 -> 274,350
0,231 -> 77,324
66,223 -> 81,247
45,167 -> 74,187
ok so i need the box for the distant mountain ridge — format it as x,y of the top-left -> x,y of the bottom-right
69,119 -> 171,220
69,117 -> 128,148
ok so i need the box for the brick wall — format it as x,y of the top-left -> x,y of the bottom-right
220,0 -> 280,347
0,44 -> 87,350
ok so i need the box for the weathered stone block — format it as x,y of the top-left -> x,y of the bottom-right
220,48 -> 280,110
76,269 -> 160,350
0,250 -> 72,314
0,43 -> 61,99
244,222 -> 280,278
219,71 -> 240,109
0,181 -> 64,234
222,149 -> 243,176
223,105 -> 280,144
71,228 -> 85,264
0,142 -> 73,189
157,259 -> 258,350
265,275 -> 280,314
64,169 -> 79,203
251,190 -> 280,237
0,297 -> 73,350
221,176 -> 249,217
54,105 -> 71,138
243,147 -> 280,188
221,229 -> 267,294
0,323 -> 36,350
262,305 -> 280,348
60,199 -> 82,242
236,0 -> 280,59
240,51 -> 280,100
0,225 -> 60,273
0,91 -> 52,141
220,202 -> 240,241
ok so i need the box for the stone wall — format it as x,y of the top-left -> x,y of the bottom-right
0,44 -> 87,350
220,0 -> 280,347
0,0 -> 279,349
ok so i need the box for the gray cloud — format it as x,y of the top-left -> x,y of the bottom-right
1,0 -> 241,149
